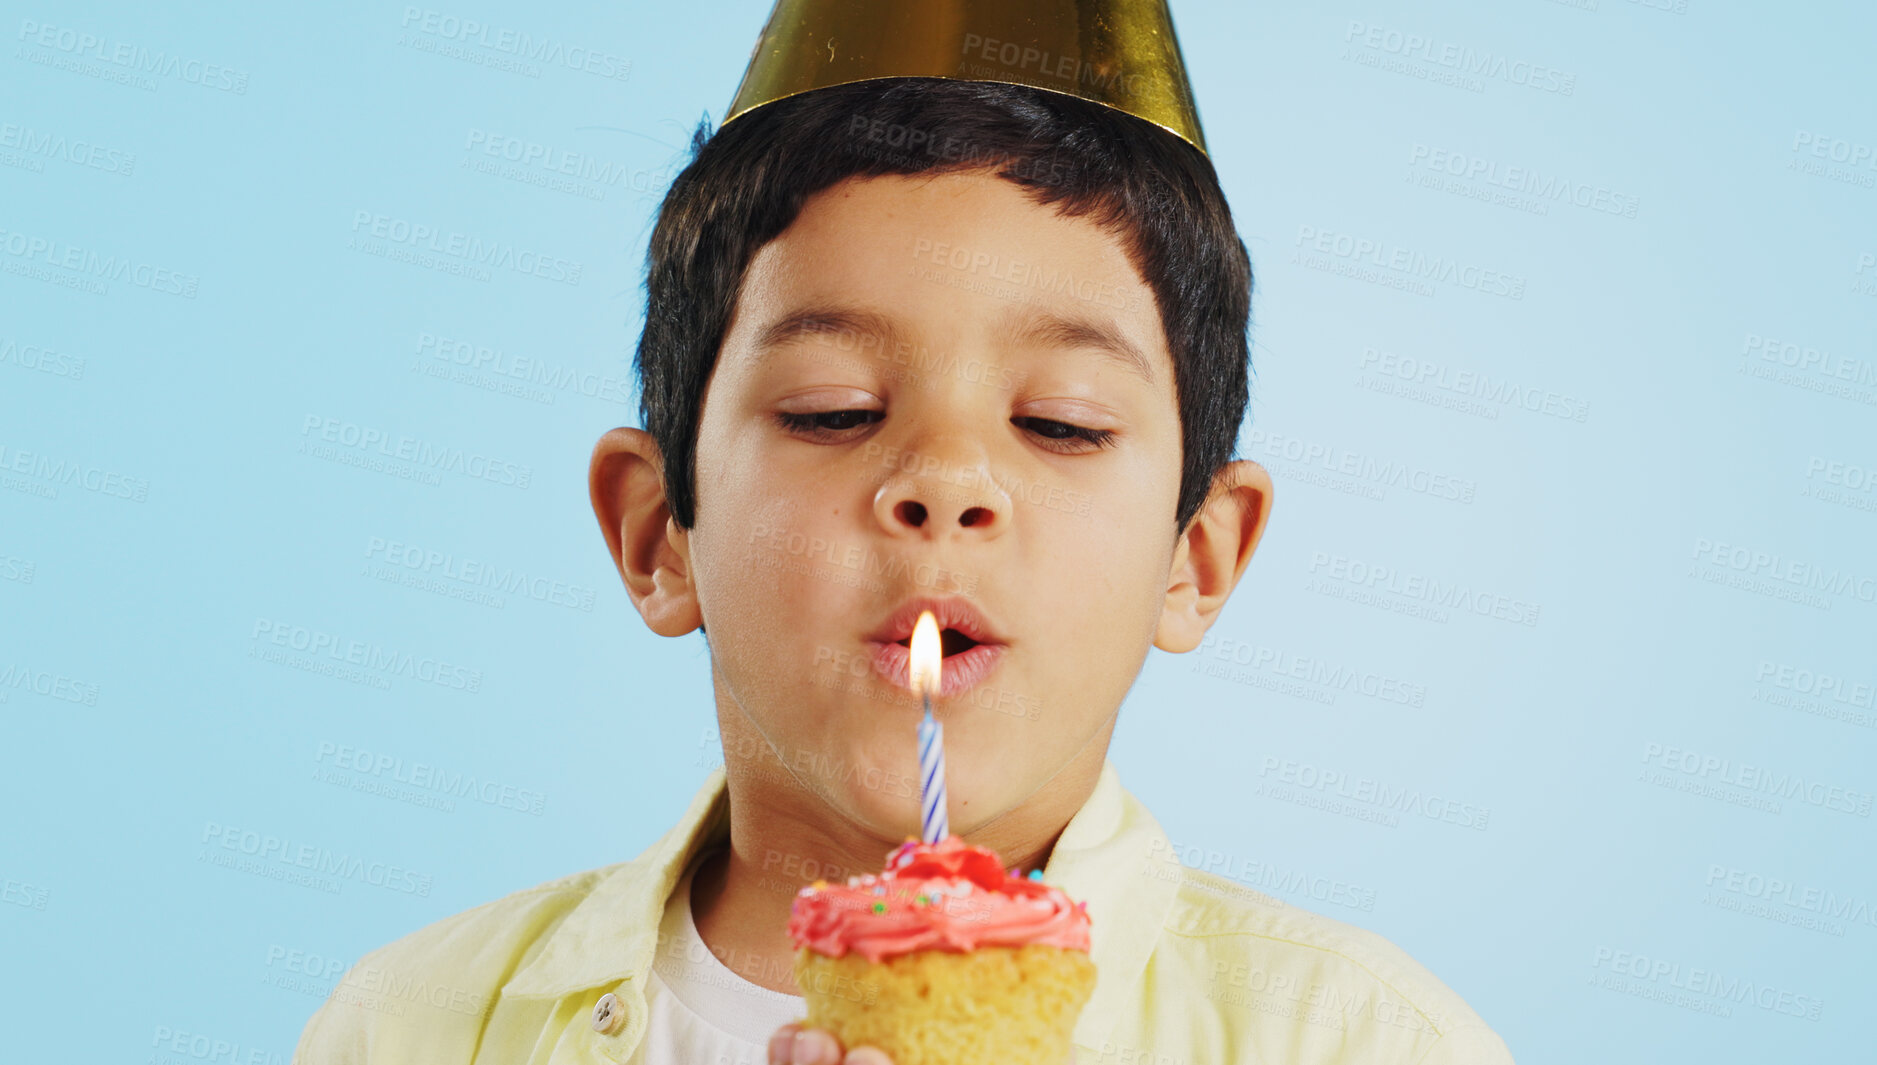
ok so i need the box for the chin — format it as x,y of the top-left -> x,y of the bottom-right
946,761 -> 1056,837
833,778 -> 922,849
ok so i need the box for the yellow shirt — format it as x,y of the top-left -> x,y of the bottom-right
291,761 -> 1515,1064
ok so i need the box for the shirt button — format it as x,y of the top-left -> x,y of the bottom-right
591,992 -> 624,1035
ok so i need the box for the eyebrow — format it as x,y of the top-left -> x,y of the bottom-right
750,304 -> 1155,386
1003,309 -> 1155,385
752,306 -> 902,359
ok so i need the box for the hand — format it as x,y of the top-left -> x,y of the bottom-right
766,1023 -> 893,1065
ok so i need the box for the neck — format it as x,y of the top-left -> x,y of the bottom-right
689,699 -> 1112,997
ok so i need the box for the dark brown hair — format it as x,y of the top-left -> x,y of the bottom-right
636,77 -> 1254,533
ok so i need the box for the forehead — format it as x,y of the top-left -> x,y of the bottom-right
727,170 -> 1172,385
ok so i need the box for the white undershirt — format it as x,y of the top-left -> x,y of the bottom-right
630,855 -> 808,1065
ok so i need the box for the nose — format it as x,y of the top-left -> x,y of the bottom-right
872,441 -> 1009,540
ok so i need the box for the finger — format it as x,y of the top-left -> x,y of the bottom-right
791,1027 -> 843,1065
843,1047 -> 894,1065
767,1023 -> 801,1065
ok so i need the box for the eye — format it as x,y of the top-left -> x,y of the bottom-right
774,409 -> 883,439
1013,416 -> 1117,452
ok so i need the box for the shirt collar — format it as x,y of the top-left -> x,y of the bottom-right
505,760 -> 1181,1048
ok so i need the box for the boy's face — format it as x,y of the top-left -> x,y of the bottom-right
684,170 -> 1194,839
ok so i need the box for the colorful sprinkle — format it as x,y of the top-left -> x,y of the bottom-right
1027,869 -> 1044,881
873,885 -> 886,896
871,901 -> 886,914
916,894 -> 929,906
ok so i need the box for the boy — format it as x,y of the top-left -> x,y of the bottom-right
292,2 -> 1515,1063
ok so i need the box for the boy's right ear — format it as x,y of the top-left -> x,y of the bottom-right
588,427 -> 704,637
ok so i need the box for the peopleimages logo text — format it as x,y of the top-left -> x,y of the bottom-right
1590,946 -> 1823,1020
16,19 -> 250,93
1692,537 -> 1876,605
398,8 -> 632,79
1294,225 -> 1526,299
299,415 -> 531,488
1343,20 -> 1576,95
251,618 -> 483,693
350,211 -> 582,285
1641,742 -> 1874,816
0,226 -> 198,296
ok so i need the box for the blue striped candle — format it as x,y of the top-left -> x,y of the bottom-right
919,697 -> 948,843
910,610 -> 949,843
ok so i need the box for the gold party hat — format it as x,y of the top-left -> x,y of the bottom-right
723,0 -> 1208,155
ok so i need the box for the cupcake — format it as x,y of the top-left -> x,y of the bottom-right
787,835 -> 1095,1065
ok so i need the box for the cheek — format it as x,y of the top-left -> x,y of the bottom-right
690,476 -> 864,679
690,479 -> 802,640
1076,462 -> 1177,571
1043,514 -> 1173,660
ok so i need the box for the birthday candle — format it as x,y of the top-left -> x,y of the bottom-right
909,611 -> 949,843
918,700 -> 948,843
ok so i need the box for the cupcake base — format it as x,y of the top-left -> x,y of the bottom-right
794,942 -> 1096,1065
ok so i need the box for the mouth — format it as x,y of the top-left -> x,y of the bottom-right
895,628 -> 981,657
863,596 -> 1008,698
865,595 -> 1006,649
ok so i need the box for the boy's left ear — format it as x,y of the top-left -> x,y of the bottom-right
1155,460 -> 1275,653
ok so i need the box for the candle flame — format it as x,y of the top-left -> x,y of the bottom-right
909,610 -> 941,697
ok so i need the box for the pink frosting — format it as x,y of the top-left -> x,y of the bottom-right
787,835 -> 1092,962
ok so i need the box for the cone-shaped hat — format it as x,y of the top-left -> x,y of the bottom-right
723,0 -> 1207,155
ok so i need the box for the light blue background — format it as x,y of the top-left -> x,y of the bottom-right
3,1 -> 1873,1062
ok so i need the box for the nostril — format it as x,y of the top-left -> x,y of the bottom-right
959,506 -> 992,528
895,500 -> 927,527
